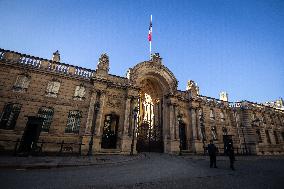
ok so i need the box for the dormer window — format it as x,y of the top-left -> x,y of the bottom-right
46,80 -> 60,98
13,74 -> 30,92
73,85 -> 86,100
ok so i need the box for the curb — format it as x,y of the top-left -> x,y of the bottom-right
0,153 -> 146,170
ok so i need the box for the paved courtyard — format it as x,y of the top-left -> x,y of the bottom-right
0,153 -> 283,189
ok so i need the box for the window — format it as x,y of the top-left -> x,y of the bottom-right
274,131 -> 279,144
38,107 -> 54,132
0,103 -> 21,129
220,111 -> 225,122
73,85 -> 86,100
256,129 -> 262,143
13,74 -> 30,92
211,126 -> 218,140
65,110 -> 82,133
210,109 -> 215,120
46,81 -> 60,98
265,130 -> 271,144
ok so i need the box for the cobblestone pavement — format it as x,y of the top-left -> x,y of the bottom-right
0,153 -> 283,189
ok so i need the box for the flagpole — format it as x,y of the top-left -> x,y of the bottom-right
149,14 -> 152,59
150,41 -> 152,59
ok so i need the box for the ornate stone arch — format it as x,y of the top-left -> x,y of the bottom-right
127,55 -> 178,94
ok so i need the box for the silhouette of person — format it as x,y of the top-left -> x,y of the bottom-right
207,140 -> 218,168
226,139 -> 235,170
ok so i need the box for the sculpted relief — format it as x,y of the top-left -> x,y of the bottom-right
107,94 -> 124,109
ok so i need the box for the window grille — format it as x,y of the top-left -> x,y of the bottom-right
0,103 -> 21,129
38,107 -> 54,132
65,110 -> 82,133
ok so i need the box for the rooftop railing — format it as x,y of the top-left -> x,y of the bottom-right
0,48 -> 95,79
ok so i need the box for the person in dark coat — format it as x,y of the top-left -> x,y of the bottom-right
207,140 -> 218,168
226,139 -> 235,170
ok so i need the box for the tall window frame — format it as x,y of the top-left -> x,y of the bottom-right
38,107 -> 54,132
0,103 -> 22,130
65,110 -> 82,134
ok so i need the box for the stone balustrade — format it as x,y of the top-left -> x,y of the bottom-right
0,48 -> 95,79
198,95 -> 227,106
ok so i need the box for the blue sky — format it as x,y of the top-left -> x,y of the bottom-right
0,0 -> 283,102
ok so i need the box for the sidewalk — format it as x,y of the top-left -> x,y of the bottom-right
0,153 -> 145,169
1,153 -> 283,170
181,154 -> 284,161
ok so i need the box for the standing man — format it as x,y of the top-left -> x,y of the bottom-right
226,139 -> 235,170
207,140 -> 218,168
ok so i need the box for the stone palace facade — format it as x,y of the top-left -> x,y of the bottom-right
0,48 -> 283,155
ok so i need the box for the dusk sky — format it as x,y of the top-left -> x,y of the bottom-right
0,0 -> 283,103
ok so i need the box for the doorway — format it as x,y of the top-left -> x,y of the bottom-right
18,116 -> 44,154
101,114 -> 119,149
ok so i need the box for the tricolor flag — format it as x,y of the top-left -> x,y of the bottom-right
148,15 -> 152,42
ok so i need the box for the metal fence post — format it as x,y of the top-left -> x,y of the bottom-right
13,138 -> 20,156
59,140 -> 64,155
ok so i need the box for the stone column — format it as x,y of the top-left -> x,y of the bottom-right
120,96 -> 133,153
175,106 -> 179,140
191,108 -> 197,140
169,104 -> 175,140
84,91 -> 97,134
123,97 -> 132,136
95,91 -> 106,136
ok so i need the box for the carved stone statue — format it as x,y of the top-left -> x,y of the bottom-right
186,80 -> 199,98
151,53 -> 162,64
97,53 -> 109,71
220,91 -> 228,102
52,50 -> 60,62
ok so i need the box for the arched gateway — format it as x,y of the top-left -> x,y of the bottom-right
128,53 -> 178,152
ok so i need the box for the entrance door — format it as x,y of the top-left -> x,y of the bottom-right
136,97 -> 163,153
179,123 -> 187,150
18,116 -> 43,154
101,114 -> 119,149
136,121 -> 163,152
